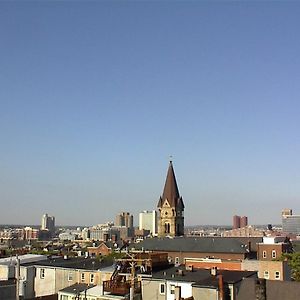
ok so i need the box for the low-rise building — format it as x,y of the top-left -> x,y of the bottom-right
130,237 -> 251,265
141,265 -> 257,300
20,256 -> 114,299
58,283 -> 126,300
257,236 -> 292,261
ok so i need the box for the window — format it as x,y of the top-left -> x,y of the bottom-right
90,273 -> 95,284
262,251 -> 267,259
170,285 -> 175,294
272,250 -> 276,259
264,271 -> 269,279
81,273 -> 85,282
175,257 -> 180,265
60,295 -> 68,300
40,268 -> 45,279
165,223 -> 170,234
160,283 -> 165,295
275,271 -> 280,280
68,272 -> 73,281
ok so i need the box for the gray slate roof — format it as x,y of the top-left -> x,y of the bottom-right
21,256 -> 113,270
150,266 -> 256,284
131,237 -> 249,254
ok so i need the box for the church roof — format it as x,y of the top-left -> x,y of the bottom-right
157,161 -> 184,209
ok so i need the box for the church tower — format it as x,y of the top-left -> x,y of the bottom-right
157,161 -> 184,237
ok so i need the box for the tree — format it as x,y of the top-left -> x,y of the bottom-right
281,252 -> 300,281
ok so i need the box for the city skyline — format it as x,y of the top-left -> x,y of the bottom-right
1,2 -> 300,226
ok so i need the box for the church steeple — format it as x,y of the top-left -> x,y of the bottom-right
157,161 -> 185,237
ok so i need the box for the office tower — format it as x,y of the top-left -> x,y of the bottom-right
282,209 -> 300,234
233,215 -> 241,229
282,209 -> 292,217
115,212 -> 133,229
157,161 -> 184,237
139,210 -> 157,235
240,216 -> 248,228
41,213 -> 55,233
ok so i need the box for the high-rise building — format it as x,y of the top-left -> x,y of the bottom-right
282,209 -> 300,234
157,161 -> 184,237
233,215 -> 241,229
115,212 -> 133,229
41,213 -> 55,233
139,210 -> 157,235
240,216 -> 248,228
233,215 -> 248,229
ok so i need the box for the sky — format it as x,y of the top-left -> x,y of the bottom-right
1,1 -> 300,227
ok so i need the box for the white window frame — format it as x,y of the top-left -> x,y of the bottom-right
81,273 -> 85,282
170,284 -> 175,294
159,283 -> 165,295
275,271 -> 280,280
262,251 -> 267,259
68,272 -> 73,281
272,250 -> 276,259
90,273 -> 95,284
264,271 -> 269,279
175,257 -> 180,265
40,268 -> 45,279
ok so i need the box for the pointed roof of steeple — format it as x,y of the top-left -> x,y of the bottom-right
157,161 -> 184,209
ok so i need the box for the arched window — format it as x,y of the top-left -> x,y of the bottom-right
165,223 -> 170,233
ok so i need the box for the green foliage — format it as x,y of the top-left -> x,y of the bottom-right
281,252 -> 300,281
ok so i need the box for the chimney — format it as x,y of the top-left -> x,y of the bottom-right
175,286 -> 181,300
218,274 -> 224,300
211,266 -> 218,276
186,265 -> 194,272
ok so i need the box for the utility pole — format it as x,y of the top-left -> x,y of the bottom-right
129,261 -> 136,300
116,256 -> 151,300
16,255 -> 20,300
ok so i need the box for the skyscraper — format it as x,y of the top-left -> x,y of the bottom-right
41,213 -> 55,233
233,215 -> 241,229
240,216 -> 248,228
157,161 -> 184,237
233,215 -> 248,229
115,212 -> 133,229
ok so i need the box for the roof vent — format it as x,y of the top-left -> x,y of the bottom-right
186,265 -> 194,272
211,266 -> 217,276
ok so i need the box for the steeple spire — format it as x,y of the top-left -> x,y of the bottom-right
157,160 -> 185,237
157,161 -> 184,209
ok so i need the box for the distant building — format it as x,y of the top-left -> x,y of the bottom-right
222,225 -> 265,238
24,227 -> 39,240
115,212 -> 133,229
233,215 -> 241,229
41,213 -> 55,234
282,209 -> 300,235
157,161 -> 184,237
139,210 -> 157,235
233,215 -> 248,229
240,216 -> 248,228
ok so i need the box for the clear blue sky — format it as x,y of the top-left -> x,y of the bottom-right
1,1 -> 300,226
